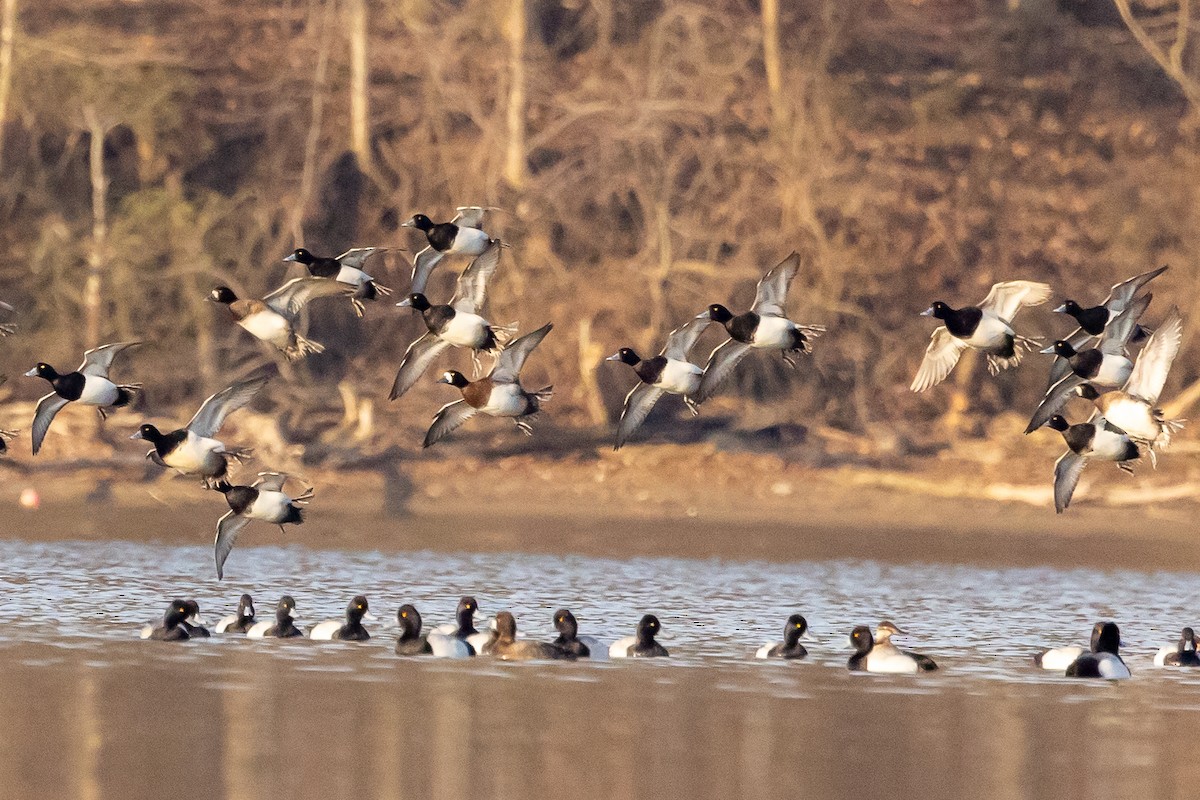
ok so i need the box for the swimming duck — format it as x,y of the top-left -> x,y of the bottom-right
1074,308 -> 1184,452
910,280 -> 1052,392
1065,621 -> 1129,678
212,473 -> 313,580
145,599 -> 193,641
847,621 -> 938,673
607,317 -> 711,449
1025,293 -> 1150,433
215,594 -> 257,633
395,604 -> 434,656
25,342 -> 141,455
1155,627 -> 1200,667
0,300 -> 14,335
694,252 -> 826,403
609,614 -> 669,658
284,247 -> 392,317
1048,414 -> 1140,513
180,600 -> 210,637
755,613 -> 810,659
423,323 -> 554,447
427,596 -> 492,655
1034,623 -> 1103,670
209,277 -> 348,360
389,241 -> 512,399
247,596 -> 305,639
489,611 -> 573,660
552,608 -> 601,658
403,207 -> 495,295
1047,265 -> 1166,386
131,371 -> 270,487
310,595 -> 376,641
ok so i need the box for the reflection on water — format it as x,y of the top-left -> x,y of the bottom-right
0,540 -> 1199,799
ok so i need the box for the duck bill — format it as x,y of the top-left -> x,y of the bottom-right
436,375 -> 452,385
1052,303 -> 1067,313
1039,345 -> 1057,354
604,352 -> 623,362
694,310 -> 712,321
396,298 -> 413,308
128,430 -> 145,441
23,368 -> 37,377
400,218 -> 416,228
919,307 -> 935,317
282,253 -> 298,263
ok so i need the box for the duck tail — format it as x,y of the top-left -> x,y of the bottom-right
986,334 -> 1038,375
287,334 -> 325,361
213,480 -> 234,494
533,385 -> 554,404
114,384 -> 143,408
221,446 -> 254,465
282,504 -> 305,526
493,322 -> 519,347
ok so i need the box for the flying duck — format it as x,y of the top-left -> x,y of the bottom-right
389,241 -> 511,400
310,595 -> 375,641
694,252 -> 826,403
1047,265 -> 1166,386
1048,414 -> 1140,513
1064,621 -> 1129,679
1034,623 -> 1103,670
212,473 -> 313,580
132,371 -> 269,487
284,247 -> 392,317
609,614 -> 669,658
215,594 -> 257,634
144,599 -> 194,641
209,277 -> 348,360
25,342 -> 141,455
847,621 -> 938,673
395,604 -> 434,656
1155,627 -> 1200,667
607,317 -> 711,449
488,612 -> 573,660
423,322 -> 554,447
552,608 -> 601,658
755,613 -> 810,659
247,596 -> 304,639
402,207 -> 495,295
1025,292 -> 1151,433
910,280 -> 1052,392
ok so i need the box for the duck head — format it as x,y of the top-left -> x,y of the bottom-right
277,595 -> 298,622
700,304 -> 733,324
1041,340 -> 1077,357
396,293 -> 431,311
494,611 -> 518,643
874,620 -> 907,643
1046,414 -> 1071,433
783,614 -> 809,646
456,596 -> 478,632
346,595 -> 376,623
636,614 -> 661,643
554,608 -> 578,639
402,214 -> 435,232
284,248 -> 314,265
24,362 -> 59,381
848,625 -> 873,654
606,348 -> 641,366
1073,384 -> 1101,401
397,604 -> 422,638
1054,299 -> 1083,316
238,594 -> 255,620
183,600 -> 204,626
129,423 -> 164,443
163,599 -> 191,627
921,301 -> 953,319
438,370 -> 470,389
1094,622 -> 1121,655
209,286 -> 238,305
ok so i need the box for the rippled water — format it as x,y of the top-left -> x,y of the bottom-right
2,539 -> 1200,800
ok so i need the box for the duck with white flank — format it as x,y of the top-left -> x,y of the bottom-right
1064,621 -> 1129,679
310,595 -> 376,641
423,322 -> 554,447
1025,292 -> 1151,434
910,280 -> 1052,392
143,600 -> 195,641
25,342 -> 141,455
212,473 -> 313,580
610,614 -> 669,658
284,247 -> 392,317
394,605 -> 434,656
402,207 -> 495,296
215,594 -> 257,634
1155,627 -> 1200,667
552,609 -> 601,658
247,596 -> 304,639
1046,265 -> 1166,387
428,596 -> 492,656
1075,307 -> 1185,453
694,252 -> 825,404
607,317 -> 711,449
209,277 -> 348,360
389,241 -> 511,400
1047,414 -> 1140,513
1033,622 -> 1103,670
755,614 -> 810,660
131,371 -> 270,487
847,621 -> 938,673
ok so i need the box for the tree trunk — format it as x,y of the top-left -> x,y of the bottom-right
761,0 -> 785,134
0,0 -> 17,173
347,0 -> 369,170
83,106 -> 108,350
503,0 -> 526,189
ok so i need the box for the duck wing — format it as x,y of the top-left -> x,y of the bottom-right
659,317 -> 711,361
1124,307 -> 1182,404
695,339 -> 752,403
334,247 -> 383,270
752,251 -> 801,318
423,400 -> 478,448
186,371 -> 271,438
909,327 -> 968,393
451,206 -> 488,229
253,472 -> 288,492
492,323 -> 553,384
1053,450 -> 1087,514
614,383 -> 665,450
78,341 -> 141,378
1026,372 -> 1087,434
978,280 -> 1052,323
262,277 -> 348,321
410,247 -> 444,296
1098,292 -> 1151,355
1104,265 -> 1168,310
450,240 -> 502,314
215,511 -> 251,580
388,333 -> 451,400
30,392 -> 69,455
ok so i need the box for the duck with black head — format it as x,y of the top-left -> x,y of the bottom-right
1046,414 -> 1141,514
247,596 -> 305,639
209,276 -> 347,361
310,595 -> 376,642
1064,621 -> 1129,679
284,247 -> 392,317
489,612 -> 574,661
846,621 -> 938,673
25,342 -> 141,456
755,614 -> 811,660
552,608 -> 601,658
180,600 -> 210,638
143,599 -> 194,641
1155,627 -> 1200,667
610,614 -> 669,659
215,594 -> 257,634
395,604 -> 434,656
402,207 -> 496,295
212,473 -> 313,580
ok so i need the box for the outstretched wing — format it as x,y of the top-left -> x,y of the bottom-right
695,339 -> 753,403
1098,292 -> 1151,355
1124,307 -> 1182,404
1025,373 -> 1087,434
752,252 -> 801,318
30,392 -> 69,455
423,400 -> 478,448
492,323 -> 553,384
334,247 -> 383,270
254,472 -> 287,492
1053,450 -> 1086,514
451,206 -> 488,230
78,341 -> 141,377
909,327 -> 968,393
660,317 -> 712,361
388,333 -> 452,400
262,277 -> 348,321
1105,265 -> 1168,310
979,281 -> 1053,323
614,383 -> 665,450
450,240 -> 502,314
187,371 -> 271,437
410,247 -> 445,296
215,511 -> 252,580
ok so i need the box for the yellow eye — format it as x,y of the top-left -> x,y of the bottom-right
400,611 -> 407,618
